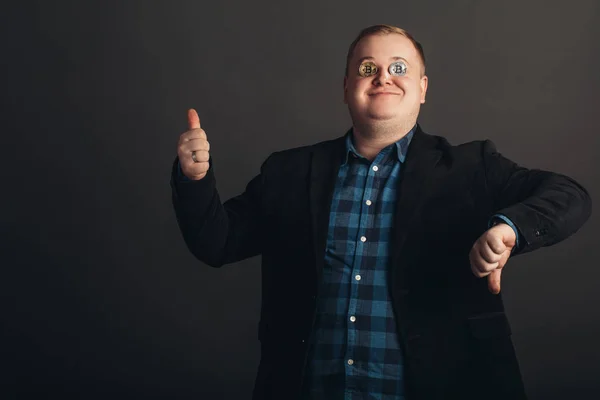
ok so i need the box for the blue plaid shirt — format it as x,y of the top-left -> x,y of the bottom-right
301,128 -> 522,399
302,127 -> 416,400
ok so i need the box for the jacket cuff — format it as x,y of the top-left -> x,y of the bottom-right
488,214 -> 521,252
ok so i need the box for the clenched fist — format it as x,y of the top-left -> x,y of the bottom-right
177,109 -> 210,180
469,222 -> 517,295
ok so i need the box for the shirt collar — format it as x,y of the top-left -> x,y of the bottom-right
343,124 -> 416,165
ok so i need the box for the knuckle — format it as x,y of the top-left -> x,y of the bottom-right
192,128 -> 207,138
188,128 -> 204,138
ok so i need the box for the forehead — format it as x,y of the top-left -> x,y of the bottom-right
352,33 -> 419,64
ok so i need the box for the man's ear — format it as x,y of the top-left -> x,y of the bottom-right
420,75 -> 428,104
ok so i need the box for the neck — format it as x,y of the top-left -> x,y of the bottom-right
352,120 -> 415,161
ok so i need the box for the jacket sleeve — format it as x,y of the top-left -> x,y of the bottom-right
481,140 -> 592,255
170,155 -> 268,267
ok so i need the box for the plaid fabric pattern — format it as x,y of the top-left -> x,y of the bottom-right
302,128 -> 415,400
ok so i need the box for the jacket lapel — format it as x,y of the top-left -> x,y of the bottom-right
390,125 -> 443,288
308,133 -> 347,279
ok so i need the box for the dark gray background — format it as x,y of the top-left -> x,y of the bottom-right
2,1 -> 598,399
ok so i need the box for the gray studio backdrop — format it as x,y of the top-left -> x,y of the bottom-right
3,1 -> 599,399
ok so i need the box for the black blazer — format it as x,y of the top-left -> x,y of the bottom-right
170,125 -> 591,400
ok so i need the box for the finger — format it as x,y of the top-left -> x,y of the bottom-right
471,261 -> 486,278
185,138 -> 210,151
497,249 -> 511,269
178,139 -> 209,158
469,248 -> 478,275
188,108 -> 201,130
190,150 -> 210,163
182,164 -> 210,181
469,245 -> 487,276
472,260 -> 498,277
487,233 -> 506,255
470,247 -> 498,277
487,268 -> 502,294
479,241 -> 502,264
188,161 -> 210,174
180,128 -> 207,144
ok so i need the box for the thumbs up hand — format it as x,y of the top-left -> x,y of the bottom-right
177,109 -> 211,180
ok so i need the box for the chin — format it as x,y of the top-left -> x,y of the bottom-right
366,110 -> 399,120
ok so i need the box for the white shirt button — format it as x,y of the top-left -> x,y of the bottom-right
360,236 -> 366,242
365,200 -> 372,206
350,316 -> 356,322
355,274 -> 361,281
348,359 -> 354,365
372,165 -> 379,172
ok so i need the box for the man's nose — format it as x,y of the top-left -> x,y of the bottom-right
374,68 -> 392,85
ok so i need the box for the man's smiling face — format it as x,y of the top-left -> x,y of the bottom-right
344,33 -> 428,128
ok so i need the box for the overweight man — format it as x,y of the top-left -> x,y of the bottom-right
170,24 -> 591,400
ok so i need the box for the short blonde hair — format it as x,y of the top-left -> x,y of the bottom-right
345,24 -> 426,77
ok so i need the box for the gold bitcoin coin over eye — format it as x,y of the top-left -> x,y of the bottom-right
358,61 -> 378,77
389,61 -> 407,76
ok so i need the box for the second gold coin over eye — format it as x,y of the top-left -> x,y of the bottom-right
358,62 -> 378,77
